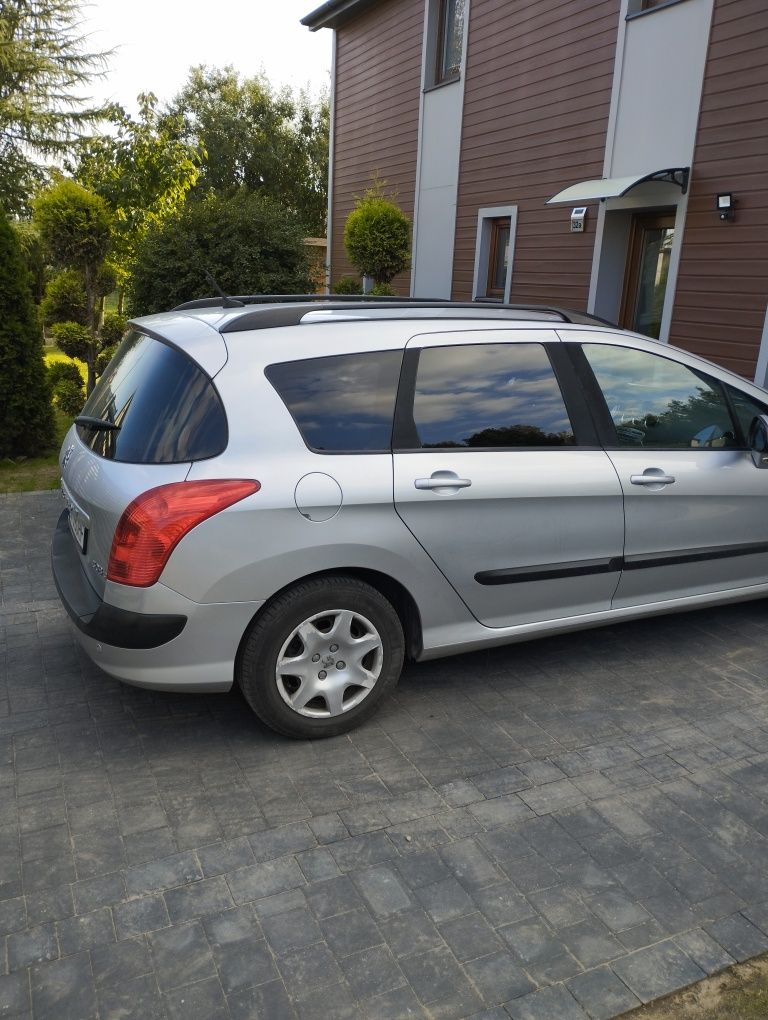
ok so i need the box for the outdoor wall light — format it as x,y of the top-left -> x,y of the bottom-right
716,193 -> 735,222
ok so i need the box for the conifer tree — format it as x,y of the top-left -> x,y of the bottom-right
0,212 -> 54,457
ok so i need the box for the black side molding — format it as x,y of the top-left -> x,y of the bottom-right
51,511 -> 187,650
475,541 -> 768,586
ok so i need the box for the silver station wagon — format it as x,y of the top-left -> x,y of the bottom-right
52,297 -> 768,738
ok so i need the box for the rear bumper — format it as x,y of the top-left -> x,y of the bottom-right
51,510 -> 264,692
52,510 -> 186,649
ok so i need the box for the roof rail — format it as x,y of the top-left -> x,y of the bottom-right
172,293 -> 440,311
169,294 -> 614,333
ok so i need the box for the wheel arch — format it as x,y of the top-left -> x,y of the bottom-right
234,567 -> 423,681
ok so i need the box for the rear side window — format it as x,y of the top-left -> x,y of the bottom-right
266,351 -> 402,452
77,331 -> 227,463
410,343 -> 575,448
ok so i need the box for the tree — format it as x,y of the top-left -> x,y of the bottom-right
164,67 -> 329,236
0,0 -> 108,215
343,181 -> 410,286
70,93 -> 202,310
34,179 -> 113,392
127,189 -> 313,315
0,211 -> 54,457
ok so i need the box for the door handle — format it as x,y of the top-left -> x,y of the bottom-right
630,471 -> 675,486
415,472 -> 472,491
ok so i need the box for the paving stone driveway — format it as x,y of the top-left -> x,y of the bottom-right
4,491 -> 768,1019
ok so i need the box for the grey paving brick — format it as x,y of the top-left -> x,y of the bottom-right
567,964 -> 641,1020
379,907 -> 444,958
528,885 -> 589,929
393,849 -> 451,889
30,952 -> 97,1020
73,872 -> 126,913
296,847 -> 340,882
439,837 -> 505,890
519,779 -> 587,815
305,875 -> 364,919
415,876 -> 475,923
328,830 -> 397,871
164,975 -> 229,1020
464,949 -> 536,1003
507,983 -> 590,1020
320,907 -> 382,957
469,795 -> 534,829
472,882 -> 536,927
124,852 -> 201,896
399,945 -> 468,1005
560,916 -> 626,968
353,863 -> 413,917
164,875 -> 234,922
113,893 -> 170,940
90,937 -> 153,985
226,857 -> 305,904
149,920 -> 217,990
586,889 -> 652,932
261,906 -> 322,955
308,813 -> 349,845
197,838 -> 255,878
56,906 -> 115,955
96,971 -> 164,1020
249,821 -> 316,862
340,943 -> 405,999
706,912 -> 768,962
361,983 -> 429,1018
278,941 -> 343,993
227,978 -> 296,1020
7,922 -> 58,970
674,928 -> 735,975
0,972 -> 30,1018
439,911 -> 501,962
611,939 -> 705,1003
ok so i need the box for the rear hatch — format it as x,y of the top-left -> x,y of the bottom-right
59,329 -> 228,597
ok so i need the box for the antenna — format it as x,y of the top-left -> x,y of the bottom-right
203,271 -> 244,309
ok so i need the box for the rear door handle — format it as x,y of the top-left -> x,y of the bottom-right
415,472 -> 472,491
630,472 -> 676,486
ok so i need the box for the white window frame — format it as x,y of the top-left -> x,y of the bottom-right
472,205 -> 518,302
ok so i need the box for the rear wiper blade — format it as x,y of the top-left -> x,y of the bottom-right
74,415 -> 121,432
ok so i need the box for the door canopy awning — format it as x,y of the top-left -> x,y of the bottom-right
547,168 -> 689,205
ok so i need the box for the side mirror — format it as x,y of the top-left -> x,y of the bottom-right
748,414 -> 768,468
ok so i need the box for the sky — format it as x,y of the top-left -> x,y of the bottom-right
79,0 -> 333,114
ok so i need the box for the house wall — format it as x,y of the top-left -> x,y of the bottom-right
451,0 -> 620,306
668,0 -> 768,379
330,0 -> 423,293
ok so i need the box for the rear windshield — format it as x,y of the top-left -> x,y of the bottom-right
76,331 -> 227,463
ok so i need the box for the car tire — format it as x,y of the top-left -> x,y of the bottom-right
238,575 -> 405,739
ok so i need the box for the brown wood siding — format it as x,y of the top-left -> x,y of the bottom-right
452,0 -> 619,305
668,0 -> 768,379
331,0 -> 423,294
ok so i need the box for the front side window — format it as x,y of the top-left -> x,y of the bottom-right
77,331 -> 227,463
724,384 -> 768,445
583,344 -> 738,449
409,343 -> 575,449
435,0 -> 465,84
266,350 -> 402,452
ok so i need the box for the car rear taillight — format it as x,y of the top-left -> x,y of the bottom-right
107,480 -> 260,587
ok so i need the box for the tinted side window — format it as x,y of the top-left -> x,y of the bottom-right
725,384 -> 768,444
583,344 -> 737,449
77,331 -> 227,463
266,350 -> 402,452
410,343 -> 575,448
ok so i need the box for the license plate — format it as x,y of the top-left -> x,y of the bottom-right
68,511 -> 88,554
61,481 -> 89,555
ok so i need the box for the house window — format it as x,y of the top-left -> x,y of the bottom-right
485,218 -> 511,299
472,206 -> 517,302
435,0 -> 465,84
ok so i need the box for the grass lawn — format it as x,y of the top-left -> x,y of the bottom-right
0,409 -> 71,494
622,954 -> 768,1019
0,346 -> 84,494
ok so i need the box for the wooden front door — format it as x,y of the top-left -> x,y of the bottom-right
620,212 -> 676,339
